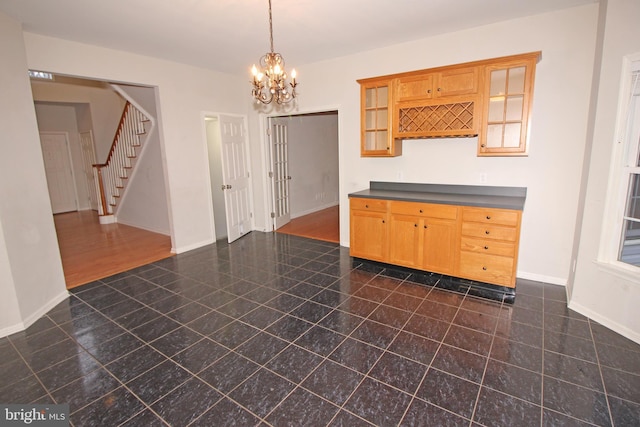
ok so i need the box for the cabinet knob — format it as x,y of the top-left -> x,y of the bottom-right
414,224 -> 418,227
484,246 -> 489,250
382,220 -> 385,224
419,209 -> 423,213
437,87 -> 441,92
482,266 -> 487,271
424,225 -> 428,229
481,144 -> 486,148
485,230 -> 490,235
365,204 -> 368,208
427,89 -> 431,94
486,215 -> 491,220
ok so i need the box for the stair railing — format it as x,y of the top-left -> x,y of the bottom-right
93,102 -> 149,217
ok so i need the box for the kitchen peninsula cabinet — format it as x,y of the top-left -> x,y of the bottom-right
349,182 -> 526,290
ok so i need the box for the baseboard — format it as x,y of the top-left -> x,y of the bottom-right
0,290 -> 69,338
174,238 -> 216,254
115,217 -> 170,236
517,271 -> 567,286
568,300 -> 640,345
291,202 -> 338,219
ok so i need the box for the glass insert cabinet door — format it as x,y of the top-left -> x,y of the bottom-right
359,79 -> 400,156
479,55 -> 538,156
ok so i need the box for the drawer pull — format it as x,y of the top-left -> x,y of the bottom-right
382,220 -> 385,224
424,225 -> 428,229
484,246 -> 489,250
365,204 -> 369,208
482,266 -> 487,271
414,224 -> 418,227
485,230 -> 490,235
419,209 -> 423,213
486,215 -> 491,220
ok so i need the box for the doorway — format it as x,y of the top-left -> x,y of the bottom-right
267,111 -> 340,243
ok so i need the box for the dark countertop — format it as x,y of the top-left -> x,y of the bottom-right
349,182 -> 527,210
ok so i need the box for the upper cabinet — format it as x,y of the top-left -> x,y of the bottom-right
359,78 -> 401,157
396,66 -> 479,101
478,52 -> 539,156
357,52 -> 540,157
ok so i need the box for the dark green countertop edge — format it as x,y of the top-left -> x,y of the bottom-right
348,182 -> 527,211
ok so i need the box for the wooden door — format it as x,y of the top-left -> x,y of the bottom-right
40,132 -> 77,214
269,118 -> 291,230
219,115 -> 253,243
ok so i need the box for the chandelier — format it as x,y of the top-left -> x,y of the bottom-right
251,0 -> 298,104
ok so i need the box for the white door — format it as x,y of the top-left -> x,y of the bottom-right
79,131 -> 99,211
269,118 -> 291,230
40,132 -> 77,214
219,115 -> 253,243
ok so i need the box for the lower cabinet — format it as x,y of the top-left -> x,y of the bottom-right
349,198 -> 388,262
350,197 -> 522,288
388,201 -> 458,275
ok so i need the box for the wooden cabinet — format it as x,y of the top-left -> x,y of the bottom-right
349,198 -> 389,261
478,52 -> 539,156
349,196 -> 522,288
388,201 -> 459,274
359,79 -> 401,157
458,207 -> 521,287
396,67 -> 479,102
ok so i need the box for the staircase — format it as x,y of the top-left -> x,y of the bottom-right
93,101 -> 150,223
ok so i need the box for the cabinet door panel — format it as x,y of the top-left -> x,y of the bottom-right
388,214 -> 421,268
397,74 -> 434,101
436,67 -> 479,97
350,210 -> 387,261
423,218 -> 456,274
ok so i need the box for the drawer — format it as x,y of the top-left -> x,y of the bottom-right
462,207 -> 520,226
460,237 -> 516,257
389,201 -> 458,219
461,222 -> 517,241
458,252 -> 515,287
350,198 -> 388,212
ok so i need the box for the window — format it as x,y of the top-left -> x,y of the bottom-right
618,63 -> 640,267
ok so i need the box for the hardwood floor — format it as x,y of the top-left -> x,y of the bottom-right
275,205 -> 340,243
53,210 -> 173,289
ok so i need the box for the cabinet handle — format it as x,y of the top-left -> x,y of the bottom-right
424,225 -> 428,229
427,89 -> 431,94
482,266 -> 487,271
486,215 -> 491,220
437,87 -> 441,92
365,205 -> 368,208
382,220 -> 385,224
419,209 -> 423,213
414,224 -> 418,227
484,246 -> 489,250
485,230 -> 490,235
481,144 -> 486,148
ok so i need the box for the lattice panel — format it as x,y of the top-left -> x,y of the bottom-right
399,102 -> 475,134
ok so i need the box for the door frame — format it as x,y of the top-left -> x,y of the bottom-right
39,131 -> 79,214
201,111 -> 255,242
260,106 -> 342,234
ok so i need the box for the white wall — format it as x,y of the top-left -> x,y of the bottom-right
23,32 -> 250,253
0,12 -> 68,336
571,0 -> 640,343
282,113 -> 339,218
34,103 -> 91,210
247,4 -> 599,288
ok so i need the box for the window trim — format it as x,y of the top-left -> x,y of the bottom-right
599,53 -> 640,271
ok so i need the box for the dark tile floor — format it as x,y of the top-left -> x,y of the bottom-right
1,232 -> 640,426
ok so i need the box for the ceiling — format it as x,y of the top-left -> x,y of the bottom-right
1,0 -> 596,76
